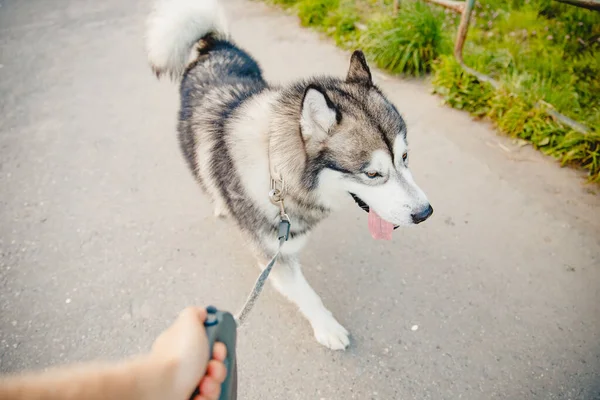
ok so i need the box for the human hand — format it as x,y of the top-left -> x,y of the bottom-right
151,307 -> 228,400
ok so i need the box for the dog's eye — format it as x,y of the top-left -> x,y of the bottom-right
402,152 -> 408,162
365,171 -> 381,179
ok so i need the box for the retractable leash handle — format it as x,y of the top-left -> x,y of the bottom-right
188,306 -> 238,400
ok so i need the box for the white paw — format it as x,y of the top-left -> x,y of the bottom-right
311,313 -> 350,350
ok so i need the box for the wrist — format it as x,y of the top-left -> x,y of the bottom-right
133,354 -> 180,400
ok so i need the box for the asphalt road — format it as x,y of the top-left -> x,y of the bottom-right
1,0 -> 599,399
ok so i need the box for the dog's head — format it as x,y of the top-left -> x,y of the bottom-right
299,51 -> 432,232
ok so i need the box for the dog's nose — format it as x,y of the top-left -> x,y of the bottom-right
411,204 -> 433,224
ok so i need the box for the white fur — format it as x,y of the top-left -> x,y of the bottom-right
300,89 -> 337,143
146,0 -> 229,77
314,169 -> 348,211
227,92 -> 286,223
344,147 -> 430,226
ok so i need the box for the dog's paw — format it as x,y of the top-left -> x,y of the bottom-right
311,313 -> 350,350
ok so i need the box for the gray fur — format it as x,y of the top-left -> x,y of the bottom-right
147,0 -> 431,350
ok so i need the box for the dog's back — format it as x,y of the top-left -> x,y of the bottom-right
178,37 -> 267,180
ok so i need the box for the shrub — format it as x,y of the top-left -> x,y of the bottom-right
433,55 -> 600,181
297,0 -> 338,27
360,2 -> 450,76
268,0 -> 300,7
323,3 -> 361,46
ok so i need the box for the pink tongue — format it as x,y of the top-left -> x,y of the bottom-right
368,209 -> 395,240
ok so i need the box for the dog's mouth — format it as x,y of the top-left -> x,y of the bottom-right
349,193 -> 399,240
349,193 -> 370,213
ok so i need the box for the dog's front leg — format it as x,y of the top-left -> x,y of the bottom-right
257,254 -> 350,350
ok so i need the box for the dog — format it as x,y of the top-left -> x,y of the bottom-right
146,0 -> 433,350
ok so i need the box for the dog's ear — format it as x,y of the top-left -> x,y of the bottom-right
300,85 -> 340,143
346,50 -> 372,85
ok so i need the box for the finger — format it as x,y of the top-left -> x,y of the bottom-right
212,342 -> 227,362
195,307 -> 207,323
200,377 -> 220,398
206,359 -> 227,383
197,394 -> 218,400
196,395 -> 217,400
182,306 -> 207,322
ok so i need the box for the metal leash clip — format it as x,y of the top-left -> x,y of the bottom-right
269,177 -> 285,208
269,177 -> 291,229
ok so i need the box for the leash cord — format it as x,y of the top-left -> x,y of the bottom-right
234,217 -> 290,325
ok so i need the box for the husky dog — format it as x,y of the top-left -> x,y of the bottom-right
146,0 -> 433,350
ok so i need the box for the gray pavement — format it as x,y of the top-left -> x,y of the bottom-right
1,0 -> 599,399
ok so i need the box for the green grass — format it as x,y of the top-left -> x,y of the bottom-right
432,55 -> 600,181
297,0 -> 339,26
359,2 -> 450,76
463,1 -> 600,129
431,0 -> 600,180
323,2 -> 361,47
261,0 -> 600,181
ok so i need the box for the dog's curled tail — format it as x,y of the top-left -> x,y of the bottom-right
146,0 -> 228,79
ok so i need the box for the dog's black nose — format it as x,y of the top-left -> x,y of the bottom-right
411,205 -> 433,224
